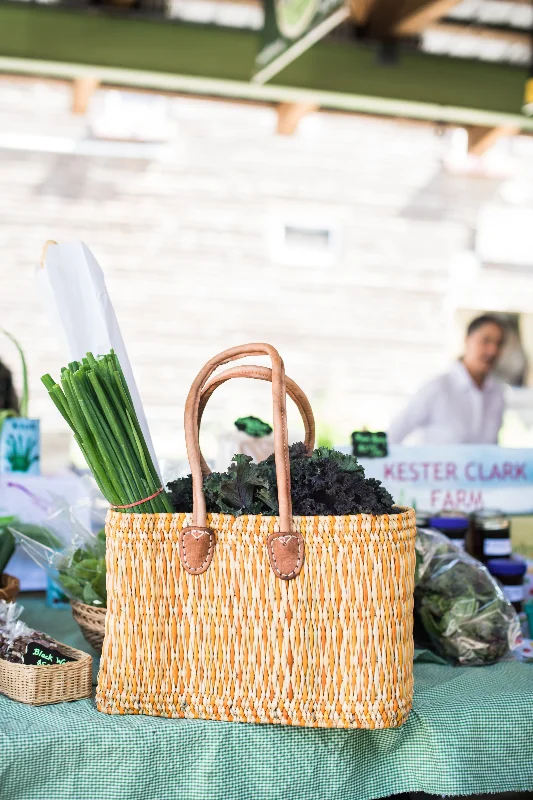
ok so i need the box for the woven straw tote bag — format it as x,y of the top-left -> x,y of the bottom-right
96,344 -> 416,728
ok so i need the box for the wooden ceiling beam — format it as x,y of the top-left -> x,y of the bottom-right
467,124 -> 519,155
277,102 -> 318,135
1,4 -> 532,131
364,0 -> 463,39
350,0 -> 378,25
427,22 -> 531,46
395,0 -> 464,35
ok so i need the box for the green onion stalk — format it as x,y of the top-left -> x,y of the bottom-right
42,351 -> 172,514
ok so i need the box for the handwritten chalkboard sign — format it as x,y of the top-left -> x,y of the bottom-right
23,642 -> 76,666
351,431 -> 388,459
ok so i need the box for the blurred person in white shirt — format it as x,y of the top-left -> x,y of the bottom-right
389,314 -> 506,445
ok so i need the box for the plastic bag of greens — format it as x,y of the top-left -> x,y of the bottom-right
7,480 -> 107,608
415,527 -> 520,665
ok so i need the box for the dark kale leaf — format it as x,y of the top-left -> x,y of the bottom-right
166,444 -> 395,517
203,455 -> 277,515
166,473 -> 194,514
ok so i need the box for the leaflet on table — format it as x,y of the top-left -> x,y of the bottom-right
337,445 -> 533,515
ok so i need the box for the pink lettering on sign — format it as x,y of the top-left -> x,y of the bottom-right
384,462 -> 459,483
430,489 -> 441,507
464,462 -> 527,482
384,464 -> 395,480
465,462 -> 476,481
446,463 -> 458,480
431,489 -> 483,511
502,463 -> 513,480
515,463 -> 526,480
471,490 -> 483,509
456,489 -> 466,506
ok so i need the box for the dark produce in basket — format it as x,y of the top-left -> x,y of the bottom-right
1,628 -> 60,664
414,527 -> 520,665
0,599 -> 68,664
167,443 -> 395,517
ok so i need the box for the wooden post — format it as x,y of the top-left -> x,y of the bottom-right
467,125 -> 519,156
72,77 -> 100,115
276,102 -> 318,136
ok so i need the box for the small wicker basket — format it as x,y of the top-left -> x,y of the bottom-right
0,641 -> 92,705
0,574 -> 20,603
71,602 -> 106,654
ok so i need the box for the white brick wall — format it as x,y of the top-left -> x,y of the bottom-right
0,79 -> 531,471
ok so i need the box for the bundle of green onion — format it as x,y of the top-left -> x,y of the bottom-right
42,351 -> 172,513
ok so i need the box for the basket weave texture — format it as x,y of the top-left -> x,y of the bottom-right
0,640 -> 92,705
96,343 -> 416,729
0,573 -> 20,603
71,602 -> 106,654
96,508 -> 416,728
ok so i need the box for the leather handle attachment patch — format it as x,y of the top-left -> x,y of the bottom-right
179,527 -> 215,575
267,532 -> 304,580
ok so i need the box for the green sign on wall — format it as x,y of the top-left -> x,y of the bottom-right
253,0 -> 349,84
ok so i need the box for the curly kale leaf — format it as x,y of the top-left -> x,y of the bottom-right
310,446 -> 365,476
166,444 -> 395,517
203,455 -> 276,515
166,473 -> 194,513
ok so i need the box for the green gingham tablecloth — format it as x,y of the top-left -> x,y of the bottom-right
0,599 -> 532,800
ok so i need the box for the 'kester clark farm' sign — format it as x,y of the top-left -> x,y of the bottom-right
352,446 -> 533,514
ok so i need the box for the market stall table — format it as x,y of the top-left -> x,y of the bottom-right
1,598 -> 532,800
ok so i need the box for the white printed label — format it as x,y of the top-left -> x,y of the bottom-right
483,538 -> 512,556
503,585 -> 524,604
451,538 -> 465,550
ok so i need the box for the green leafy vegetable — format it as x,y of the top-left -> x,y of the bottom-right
203,455 -> 277,515
42,351 -> 172,514
56,529 -> 107,607
11,522 -> 62,551
167,443 -> 395,517
414,528 -> 519,665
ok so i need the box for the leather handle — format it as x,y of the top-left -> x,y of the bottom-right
183,344 -> 305,580
198,365 -> 315,479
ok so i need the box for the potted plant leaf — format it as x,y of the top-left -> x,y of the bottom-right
0,517 -> 18,602
0,331 -> 40,475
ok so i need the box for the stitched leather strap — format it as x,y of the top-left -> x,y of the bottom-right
198,365 -> 315,479
184,344 -> 294,533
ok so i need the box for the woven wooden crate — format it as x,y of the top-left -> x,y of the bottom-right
0,574 -> 20,603
71,602 -> 106,654
0,641 -> 92,705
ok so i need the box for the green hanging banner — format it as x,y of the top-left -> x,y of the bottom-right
253,0 -> 349,84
